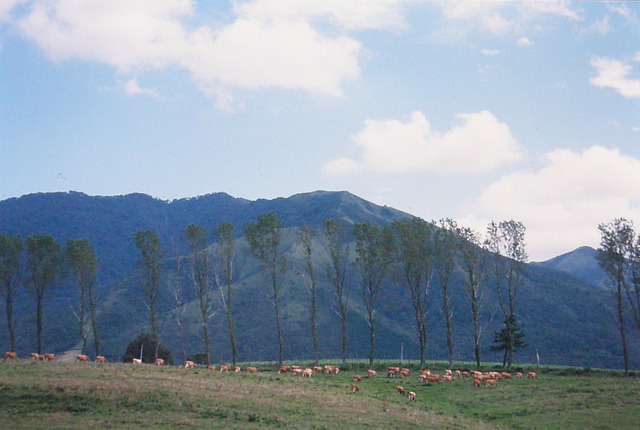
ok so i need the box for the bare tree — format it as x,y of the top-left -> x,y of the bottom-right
298,225 -> 319,366
323,219 -> 351,367
244,212 -> 287,366
391,217 -> 435,370
353,221 -> 393,368
183,223 -> 214,365
215,222 -> 237,367
26,234 -> 64,354
0,233 -> 22,352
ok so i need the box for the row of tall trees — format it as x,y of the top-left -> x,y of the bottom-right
0,233 -> 100,356
597,218 -> 640,377
1,215 -> 527,369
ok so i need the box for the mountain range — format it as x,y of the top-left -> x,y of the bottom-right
0,191 -> 637,370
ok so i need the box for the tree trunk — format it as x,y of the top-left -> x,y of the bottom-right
89,289 -> 100,356
368,318 -> 375,368
340,310 -> 347,367
226,284 -> 237,367
311,287 -> 319,366
6,289 -> 15,352
617,281 -> 630,376
36,291 -> 43,354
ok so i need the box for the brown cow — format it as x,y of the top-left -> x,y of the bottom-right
279,365 -> 291,373
367,369 -> 377,378
234,366 -> 241,373
501,372 -> 512,380
352,375 -> 363,382
400,368 -> 411,377
95,356 -> 107,363
44,353 -> 55,361
484,379 -> 498,387
76,354 -> 89,362
516,372 -> 523,379
387,366 -> 400,378
527,372 -> 537,379
302,368 -> 314,377
454,370 -> 461,378
246,366 -> 258,373
30,353 -> 39,360
219,364 -> 231,372
408,391 -> 416,402
313,366 -> 323,374
423,374 -> 442,384
207,365 -> 216,371
292,368 -> 304,376
323,365 -> 340,374
473,378 -> 482,387
396,386 -> 405,395
154,358 -> 164,366
184,360 -> 196,369
132,358 -> 142,364
351,384 -> 360,393
5,352 -> 18,360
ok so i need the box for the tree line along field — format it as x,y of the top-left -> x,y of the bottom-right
0,358 -> 638,429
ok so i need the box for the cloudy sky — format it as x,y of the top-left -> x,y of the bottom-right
1,1 -> 639,261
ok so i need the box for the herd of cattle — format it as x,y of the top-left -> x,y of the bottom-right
5,351 -> 538,402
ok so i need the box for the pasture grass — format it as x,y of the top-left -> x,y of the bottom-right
0,359 -> 638,429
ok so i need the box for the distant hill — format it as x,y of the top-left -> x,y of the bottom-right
533,246 -> 609,289
0,191 -> 637,370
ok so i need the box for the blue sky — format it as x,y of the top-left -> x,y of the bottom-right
1,1 -> 639,261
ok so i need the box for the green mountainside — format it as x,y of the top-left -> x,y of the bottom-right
0,191 -> 637,370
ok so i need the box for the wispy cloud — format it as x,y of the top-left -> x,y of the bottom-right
481,49 -> 500,56
121,78 -> 162,100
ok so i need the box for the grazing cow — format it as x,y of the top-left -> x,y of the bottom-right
313,366 -> 323,374
292,368 -> 304,376
76,354 -> 89,362
352,375 -> 363,382
207,366 -> 216,371
445,369 -> 452,376
461,371 -> 469,378
454,370 -> 461,378
424,375 -> 442,384
473,378 -> 482,387
484,379 -> 498,387
302,368 -> 314,377
351,384 -> 360,393
501,372 -> 512,380
5,352 -> 18,360
387,367 -> 400,378
516,372 -> 523,379
235,366 -> 241,373
527,372 -> 537,379
184,360 -> 196,368
132,358 -> 142,365
30,353 -> 39,360
408,391 -> 416,402
396,386 -> 404,395
219,364 -> 231,372
246,366 -> 258,373
44,353 -> 55,361
95,356 -> 107,363
400,368 -> 411,377
323,365 -> 340,374
279,365 -> 291,373
367,369 -> 377,378
441,375 -> 454,382
154,358 -> 164,366
420,369 -> 431,376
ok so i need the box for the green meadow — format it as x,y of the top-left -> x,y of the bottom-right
0,359 -> 637,429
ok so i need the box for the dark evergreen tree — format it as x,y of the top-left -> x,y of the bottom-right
491,315 -> 526,367
122,332 -> 173,365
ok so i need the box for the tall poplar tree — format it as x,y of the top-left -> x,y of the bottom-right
0,233 -> 22,352
353,221 -> 392,368
245,212 -> 287,366
66,239 -> 100,355
392,217 -> 435,370
134,230 -> 163,359
215,222 -> 237,367
435,219 -> 458,369
323,219 -> 351,367
298,225 -> 319,366
26,234 -> 64,354
183,223 -> 214,365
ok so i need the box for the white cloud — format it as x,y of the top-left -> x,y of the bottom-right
121,78 -> 161,99
323,157 -> 362,176
16,0 -> 422,106
590,56 -> 640,98
516,37 -> 532,47
0,0 -> 22,23
467,146 -> 640,260
325,110 -> 523,176
587,15 -> 612,35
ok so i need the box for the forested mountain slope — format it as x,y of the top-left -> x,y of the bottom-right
0,191 -> 636,370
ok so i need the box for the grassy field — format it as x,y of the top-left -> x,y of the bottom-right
0,359 -> 638,429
